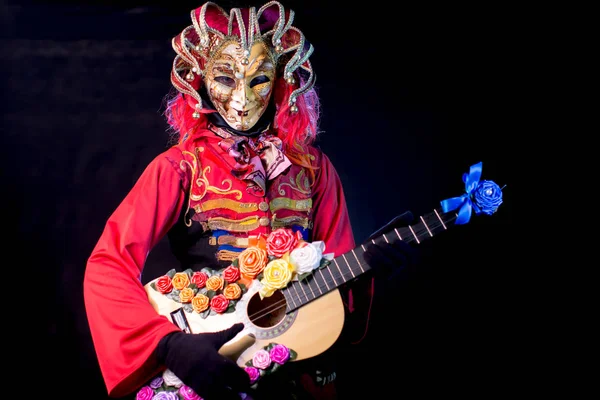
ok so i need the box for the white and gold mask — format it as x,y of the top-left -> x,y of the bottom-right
170,2 -> 315,127
204,40 -> 276,131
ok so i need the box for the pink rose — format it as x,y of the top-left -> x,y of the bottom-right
269,344 -> 290,364
136,386 -> 154,400
266,228 -> 300,258
245,366 -> 261,384
252,349 -> 271,369
179,385 -> 203,400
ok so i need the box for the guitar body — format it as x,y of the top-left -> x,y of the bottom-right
145,279 -> 345,367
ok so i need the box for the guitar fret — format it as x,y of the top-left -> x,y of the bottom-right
408,225 -> 420,243
333,258 -> 344,283
434,208 -> 448,230
420,215 -> 433,237
318,269 -> 331,291
284,286 -> 297,310
351,248 -> 366,273
342,254 -> 356,279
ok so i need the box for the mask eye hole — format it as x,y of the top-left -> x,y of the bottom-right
215,76 -> 235,88
249,75 -> 270,88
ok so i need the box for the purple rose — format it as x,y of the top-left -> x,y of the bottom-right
152,391 -> 179,400
149,376 -> 164,389
179,385 -> 202,400
245,366 -> 261,384
135,386 -> 153,400
251,349 -> 271,369
269,344 -> 290,365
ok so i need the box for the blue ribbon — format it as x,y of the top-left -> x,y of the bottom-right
440,161 -> 483,225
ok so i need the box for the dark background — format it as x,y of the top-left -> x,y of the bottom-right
3,0 -> 519,398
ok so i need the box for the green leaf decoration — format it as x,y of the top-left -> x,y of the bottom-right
225,304 -> 235,314
200,309 -> 210,319
166,269 -> 177,278
271,362 -> 282,373
245,360 -> 253,367
206,290 -> 216,299
238,282 -> 247,291
257,272 -> 264,281
150,282 -> 157,291
232,259 -> 239,267
289,349 -> 297,360
265,343 -> 276,351
189,283 -> 198,291
183,303 -> 193,313
166,291 -> 180,302
183,268 -> 194,276
297,272 -> 311,282
318,258 -> 331,269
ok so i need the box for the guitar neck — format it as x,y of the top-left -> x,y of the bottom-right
282,208 -> 457,313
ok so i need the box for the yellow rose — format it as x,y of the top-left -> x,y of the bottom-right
171,272 -> 190,290
206,275 -> 224,291
192,293 -> 210,313
261,259 -> 293,291
238,247 -> 268,279
223,283 -> 242,300
179,287 -> 195,303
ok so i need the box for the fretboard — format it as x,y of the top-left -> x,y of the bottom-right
281,208 -> 457,313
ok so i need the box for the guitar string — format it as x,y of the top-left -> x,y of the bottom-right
246,214 -> 457,323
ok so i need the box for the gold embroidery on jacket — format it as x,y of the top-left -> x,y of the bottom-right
180,148 -> 203,226
217,249 -> 244,261
278,168 -> 311,196
269,197 -> 312,212
272,214 -> 312,229
209,236 -> 250,247
199,198 -> 258,213
207,216 -> 260,232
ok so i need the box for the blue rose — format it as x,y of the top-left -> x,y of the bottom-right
472,180 -> 503,215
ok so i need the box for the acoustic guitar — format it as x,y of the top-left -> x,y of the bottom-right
144,161 -> 503,370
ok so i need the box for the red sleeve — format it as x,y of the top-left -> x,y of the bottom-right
310,150 -> 356,256
83,147 -> 188,397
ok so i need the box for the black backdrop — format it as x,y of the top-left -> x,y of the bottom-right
4,0 -> 518,398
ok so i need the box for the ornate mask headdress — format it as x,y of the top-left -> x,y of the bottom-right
170,1 -> 315,131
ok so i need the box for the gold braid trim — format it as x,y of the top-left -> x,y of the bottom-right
208,236 -> 250,247
196,198 -> 258,213
269,197 -> 312,212
216,249 -> 245,262
207,216 -> 260,232
271,215 -> 312,229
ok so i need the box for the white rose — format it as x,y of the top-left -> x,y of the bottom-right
162,368 -> 184,387
290,241 -> 324,274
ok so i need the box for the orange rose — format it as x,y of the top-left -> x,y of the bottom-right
171,272 -> 190,290
192,293 -> 210,313
223,283 -> 242,300
206,275 -> 224,291
179,287 -> 195,303
238,247 -> 268,279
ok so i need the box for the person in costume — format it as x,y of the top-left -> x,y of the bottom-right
83,2 -> 418,399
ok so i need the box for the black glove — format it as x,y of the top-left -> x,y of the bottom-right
156,323 -> 250,400
363,211 -> 420,280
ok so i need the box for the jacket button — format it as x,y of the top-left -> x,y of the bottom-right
259,216 -> 270,226
259,201 -> 269,212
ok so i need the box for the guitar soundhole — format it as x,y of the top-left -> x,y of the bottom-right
246,290 -> 287,328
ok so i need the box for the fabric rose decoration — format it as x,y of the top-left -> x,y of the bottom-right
156,275 -> 173,294
269,343 -> 291,364
136,386 -> 153,400
179,385 -> 203,400
190,271 -> 209,287
252,349 -> 272,369
259,258 -> 293,299
192,293 -> 210,313
223,265 -> 241,282
266,228 -> 301,257
206,275 -> 224,291
473,180 -> 503,215
210,294 -> 229,313
238,247 -> 268,279
179,287 -> 195,303
245,366 -> 261,384
152,392 -> 179,400
223,283 -> 242,300
171,272 -> 190,290
162,369 -> 183,388
290,241 -> 324,274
